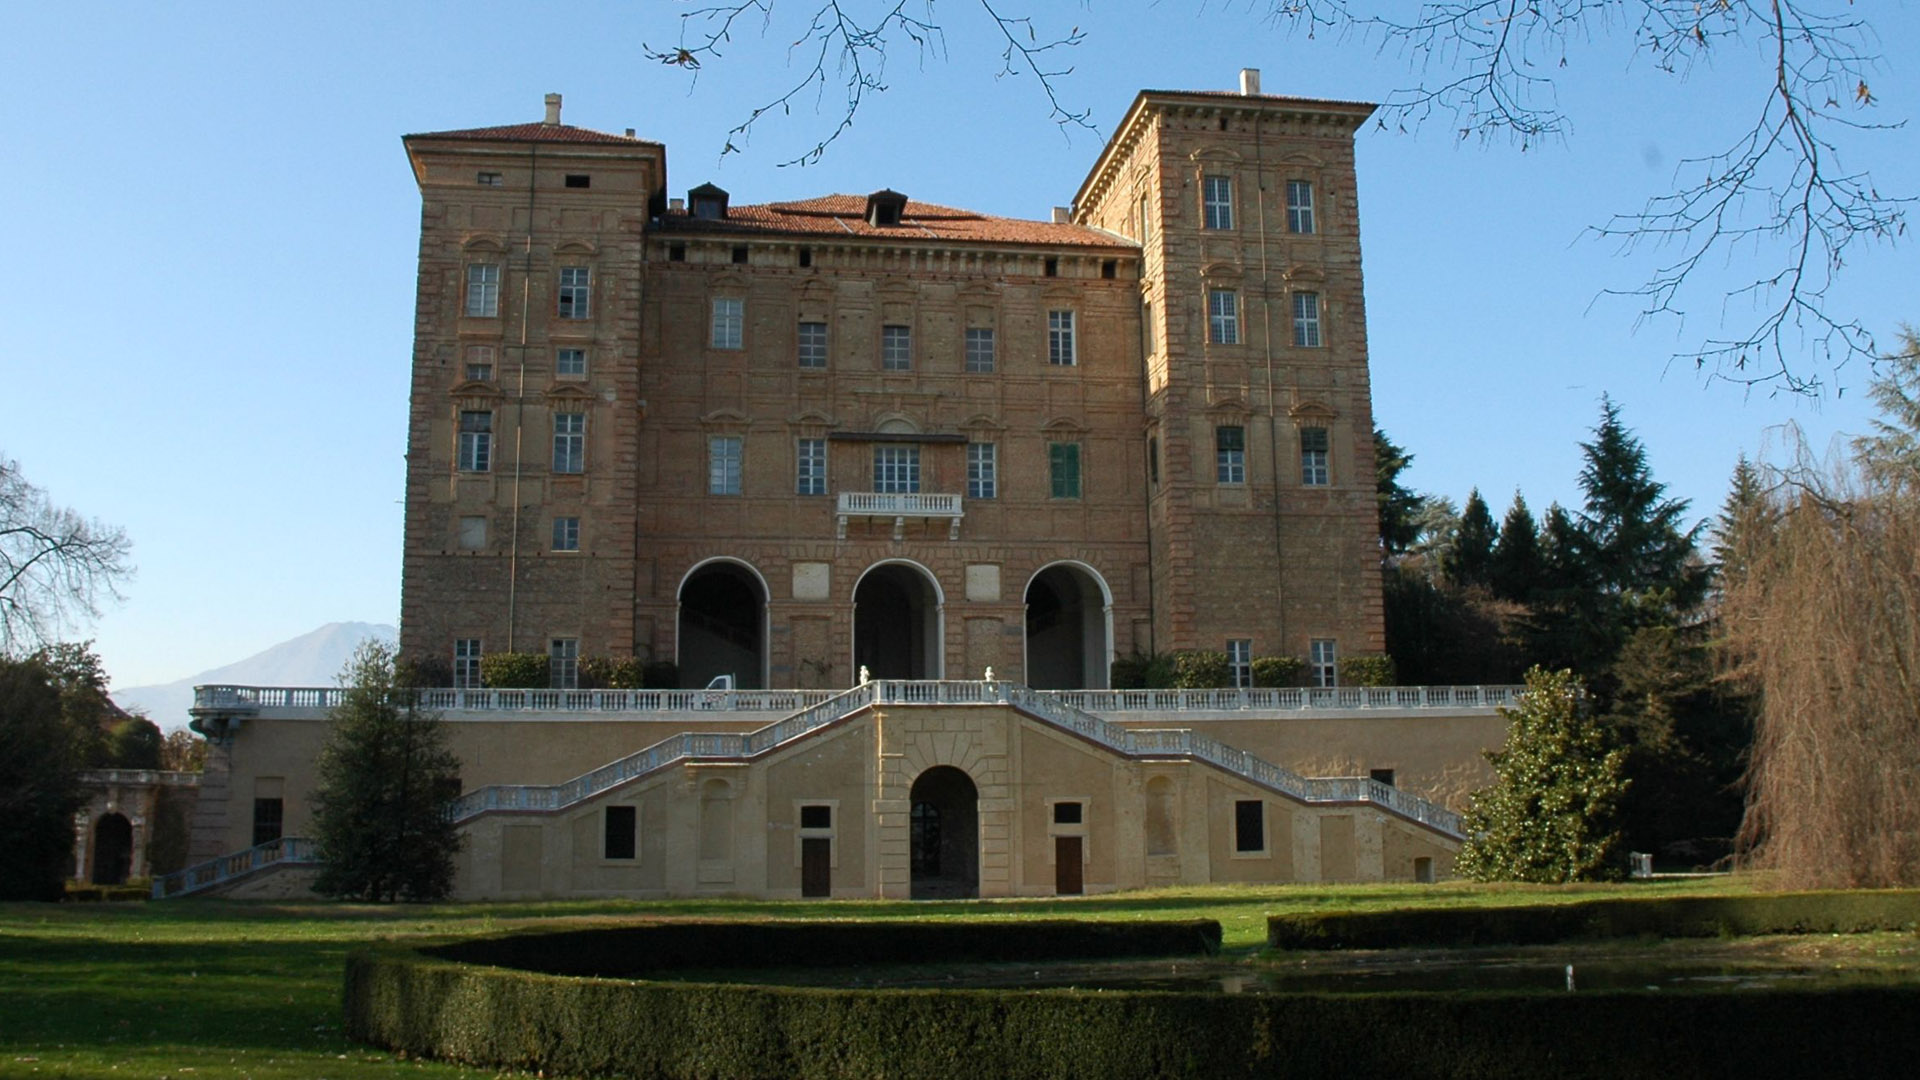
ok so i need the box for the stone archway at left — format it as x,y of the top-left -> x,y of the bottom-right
676,558 -> 769,689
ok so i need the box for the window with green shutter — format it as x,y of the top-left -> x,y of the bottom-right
1049,442 -> 1082,499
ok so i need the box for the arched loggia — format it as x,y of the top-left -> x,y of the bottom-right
676,559 -> 769,689
852,560 -> 943,679
1023,561 -> 1113,690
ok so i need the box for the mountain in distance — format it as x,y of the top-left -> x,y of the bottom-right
113,621 -> 397,729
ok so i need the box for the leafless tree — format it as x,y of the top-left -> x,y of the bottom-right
644,1 -> 1906,394
0,457 -> 133,655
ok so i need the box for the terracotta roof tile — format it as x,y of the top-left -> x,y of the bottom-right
657,195 -> 1132,249
406,122 -> 661,147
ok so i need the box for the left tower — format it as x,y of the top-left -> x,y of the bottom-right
399,94 -> 663,682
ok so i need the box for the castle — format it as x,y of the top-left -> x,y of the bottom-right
173,74 -> 1513,901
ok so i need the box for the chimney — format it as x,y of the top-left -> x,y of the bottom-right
625,128 -> 636,138
669,197 -> 686,212
1051,206 -> 1071,224
543,93 -> 563,125
1239,68 -> 1262,96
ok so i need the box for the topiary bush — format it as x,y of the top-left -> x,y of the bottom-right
1338,654 -> 1397,687
1251,656 -> 1306,688
1171,650 -> 1232,689
480,653 -> 549,689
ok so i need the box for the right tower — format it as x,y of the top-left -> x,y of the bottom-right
1073,71 -> 1384,680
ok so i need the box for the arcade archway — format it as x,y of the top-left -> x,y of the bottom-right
853,561 -> 942,679
1023,562 -> 1112,690
677,559 -> 768,689
91,813 -> 132,885
909,766 -> 978,899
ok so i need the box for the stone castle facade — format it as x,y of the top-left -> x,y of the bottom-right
399,74 -> 1384,692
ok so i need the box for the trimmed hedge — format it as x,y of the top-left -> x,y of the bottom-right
1268,890 -> 1920,950
1251,656 -> 1306,688
1170,650 -> 1231,689
346,944 -> 1920,1079
63,881 -> 149,902
1336,654 -> 1396,687
479,652 -> 548,689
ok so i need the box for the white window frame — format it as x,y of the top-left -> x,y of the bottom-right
464,344 -> 495,382
555,347 -> 587,377
551,516 -> 580,552
1227,639 -> 1252,688
465,264 -> 499,317
1292,291 -> 1322,348
881,324 -> 912,371
1202,175 -> 1233,230
453,639 -> 482,689
457,410 -> 492,472
552,412 -> 586,474
549,637 -> 579,690
1208,289 -> 1239,345
556,266 -> 591,320
709,435 -> 743,495
1311,638 -> 1338,688
1286,180 -> 1316,234
1047,310 -> 1077,366
967,442 -> 996,499
796,321 -> 828,368
796,437 -> 827,495
1300,427 -> 1330,487
712,297 -> 744,350
873,445 -> 920,494
1216,426 -> 1245,485
964,327 -> 996,373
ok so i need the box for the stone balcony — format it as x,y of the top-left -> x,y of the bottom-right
836,490 -> 963,540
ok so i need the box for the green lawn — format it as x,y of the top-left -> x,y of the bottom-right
0,877 -> 1766,1080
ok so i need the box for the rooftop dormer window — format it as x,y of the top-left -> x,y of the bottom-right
865,189 -> 908,227
688,182 -> 730,220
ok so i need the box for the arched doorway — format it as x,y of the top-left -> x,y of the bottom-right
853,561 -> 942,679
909,766 -> 978,899
677,559 -> 767,689
91,813 -> 132,885
1024,562 -> 1112,689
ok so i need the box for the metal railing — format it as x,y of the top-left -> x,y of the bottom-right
151,836 -> 319,899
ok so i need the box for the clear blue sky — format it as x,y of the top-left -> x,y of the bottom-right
3,2 -> 1914,689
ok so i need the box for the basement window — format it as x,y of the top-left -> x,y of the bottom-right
604,805 -> 636,860
732,246 -> 749,265
1234,800 -> 1265,854
798,247 -> 813,268
564,174 -> 591,189
668,243 -> 686,262
476,171 -> 503,187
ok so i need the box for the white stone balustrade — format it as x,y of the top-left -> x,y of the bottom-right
835,490 -> 963,540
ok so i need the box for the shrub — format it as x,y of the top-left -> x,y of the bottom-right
399,654 -> 451,688
1250,656 -> 1306,688
1337,654 -> 1397,687
580,656 -> 645,690
641,660 -> 679,689
480,652 -> 549,689
1170,650 -> 1231,689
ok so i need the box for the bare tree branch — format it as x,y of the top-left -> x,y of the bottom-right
0,457 -> 133,655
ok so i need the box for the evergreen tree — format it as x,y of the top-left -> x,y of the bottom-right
1456,667 -> 1631,883
1853,328 -> 1920,492
310,641 -> 463,902
1488,492 -> 1542,602
1373,427 -> 1423,556
1711,455 -> 1769,587
0,656 -> 82,900
1444,488 -> 1498,588
1574,396 -> 1707,616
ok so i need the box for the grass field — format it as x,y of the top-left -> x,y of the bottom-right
0,876 -> 1835,1080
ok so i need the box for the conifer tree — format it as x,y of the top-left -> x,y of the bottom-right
1456,667 -> 1630,883
1575,396 -> 1706,614
1374,427 -> 1424,556
310,641 -> 463,902
1711,455 -> 1769,586
1444,488 -> 1498,588
0,656 -> 82,900
1489,492 -> 1542,602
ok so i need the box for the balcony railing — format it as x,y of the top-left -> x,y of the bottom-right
836,490 -> 963,540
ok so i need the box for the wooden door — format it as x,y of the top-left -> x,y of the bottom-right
1054,836 -> 1083,895
801,837 -> 832,898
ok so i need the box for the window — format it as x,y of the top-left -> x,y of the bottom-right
668,242 -> 686,262
692,197 -> 723,220
457,516 -> 486,551
709,436 -> 743,495
731,246 -> 748,265
1101,259 -> 1117,280
796,438 -> 826,495
555,347 -> 586,377
1202,175 -> 1233,230
1049,442 -> 1082,499
1234,799 -> 1264,853
711,297 -> 743,349
1228,639 -> 1252,688
457,411 -> 492,472
967,442 -> 996,499
796,321 -> 828,368
1286,180 -> 1316,234
464,345 -> 495,382
252,797 -> 283,846
964,327 -> 996,373
552,412 -> 585,474
1369,768 -> 1396,788
1208,289 -> 1239,345
557,267 -> 591,319
453,639 -> 482,689
1047,310 -> 1077,366
1292,291 -> 1322,347
800,804 -> 832,829
564,173 -> 590,189
1216,426 -> 1245,484
798,247 -> 813,268
549,638 -> 579,690
1044,256 -> 1059,277
1148,436 -> 1160,487
477,171 -> 503,187
465,264 -> 499,317
1300,427 -> 1329,486
1052,801 -> 1083,825
881,324 -> 912,370
604,805 -> 636,860
1311,639 -> 1338,688
873,445 -> 920,494
552,516 -> 580,552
